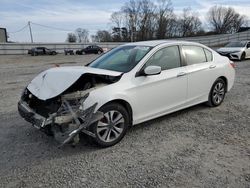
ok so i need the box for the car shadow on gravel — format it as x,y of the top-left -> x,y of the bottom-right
129,103 -> 207,133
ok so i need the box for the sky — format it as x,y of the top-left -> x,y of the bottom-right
0,0 -> 250,42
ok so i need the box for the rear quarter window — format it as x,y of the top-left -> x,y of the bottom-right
204,48 -> 213,62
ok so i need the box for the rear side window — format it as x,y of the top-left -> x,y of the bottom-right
182,45 -> 206,65
204,48 -> 213,62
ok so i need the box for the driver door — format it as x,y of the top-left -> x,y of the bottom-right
130,45 -> 188,123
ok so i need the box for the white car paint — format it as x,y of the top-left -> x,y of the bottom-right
27,40 -> 235,125
217,41 -> 250,60
83,41 -> 235,125
27,66 -> 122,100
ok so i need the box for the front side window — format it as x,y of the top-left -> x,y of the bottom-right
145,46 -> 181,70
89,45 -> 152,72
247,42 -> 250,48
182,45 -> 207,65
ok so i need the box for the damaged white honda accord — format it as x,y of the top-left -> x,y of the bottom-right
18,41 -> 235,147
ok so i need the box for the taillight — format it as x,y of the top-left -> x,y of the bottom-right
229,61 -> 236,68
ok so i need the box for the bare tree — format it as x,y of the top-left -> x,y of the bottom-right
110,11 -> 124,41
111,11 -> 124,29
66,33 -> 77,43
95,30 -> 112,42
136,0 -> 156,41
207,6 -> 246,34
122,0 -> 141,41
155,0 -> 174,39
75,28 -> 89,43
109,0 -> 206,40
177,8 -> 202,37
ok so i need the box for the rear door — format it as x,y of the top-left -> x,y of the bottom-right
182,45 -> 217,104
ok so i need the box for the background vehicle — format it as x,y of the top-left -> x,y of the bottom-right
64,49 -> 74,55
28,47 -> 57,56
217,41 -> 250,60
19,41 -> 235,147
76,45 -> 103,55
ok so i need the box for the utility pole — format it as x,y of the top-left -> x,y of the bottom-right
28,21 -> 33,43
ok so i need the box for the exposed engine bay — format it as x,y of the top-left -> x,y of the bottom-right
18,69 -> 122,147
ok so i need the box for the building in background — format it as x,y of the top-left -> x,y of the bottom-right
0,28 -> 7,43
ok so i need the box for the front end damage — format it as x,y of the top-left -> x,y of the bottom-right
18,67 -> 122,147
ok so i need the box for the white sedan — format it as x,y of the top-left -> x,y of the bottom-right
18,40 -> 235,147
217,41 -> 250,60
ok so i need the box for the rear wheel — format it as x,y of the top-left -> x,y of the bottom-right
207,78 -> 226,107
90,103 -> 129,147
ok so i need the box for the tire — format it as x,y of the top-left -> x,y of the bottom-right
90,103 -> 129,147
240,52 -> 246,61
52,52 -> 56,55
98,50 -> 102,54
206,78 -> 226,107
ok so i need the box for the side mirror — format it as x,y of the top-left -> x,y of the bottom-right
144,66 -> 161,76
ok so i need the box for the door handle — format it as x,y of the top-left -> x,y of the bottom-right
209,65 -> 216,69
177,72 -> 186,77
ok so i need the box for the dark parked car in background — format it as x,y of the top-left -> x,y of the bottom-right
64,49 -> 74,55
76,45 -> 103,55
28,47 -> 57,56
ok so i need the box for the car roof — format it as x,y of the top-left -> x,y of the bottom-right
123,40 -> 203,47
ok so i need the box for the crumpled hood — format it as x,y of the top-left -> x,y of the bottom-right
217,47 -> 243,53
27,66 -> 122,100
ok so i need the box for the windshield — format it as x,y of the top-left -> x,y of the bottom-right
225,41 -> 246,47
89,45 -> 152,72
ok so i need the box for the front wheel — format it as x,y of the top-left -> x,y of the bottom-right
90,103 -> 129,147
206,78 -> 226,107
240,52 -> 246,61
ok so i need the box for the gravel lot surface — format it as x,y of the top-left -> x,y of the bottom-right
0,54 -> 249,188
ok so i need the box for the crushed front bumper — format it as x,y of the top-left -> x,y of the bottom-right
218,51 -> 241,60
18,99 -> 103,147
18,101 -> 52,129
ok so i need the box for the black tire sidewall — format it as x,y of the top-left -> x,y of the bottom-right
91,103 -> 129,147
209,78 -> 226,106
241,52 -> 246,61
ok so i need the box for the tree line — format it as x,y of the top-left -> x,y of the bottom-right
66,0 -> 247,43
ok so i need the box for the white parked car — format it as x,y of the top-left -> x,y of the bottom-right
18,41 -> 235,147
217,41 -> 250,60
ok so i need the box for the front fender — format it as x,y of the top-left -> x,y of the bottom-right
82,85 -> 133,114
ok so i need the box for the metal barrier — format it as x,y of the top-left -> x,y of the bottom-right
0,30 -> 250,55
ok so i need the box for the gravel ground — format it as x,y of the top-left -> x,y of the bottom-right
0,54 -> 249,188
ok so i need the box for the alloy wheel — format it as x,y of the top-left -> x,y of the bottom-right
96,110 -> 125,143
212,82 -> 225,105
